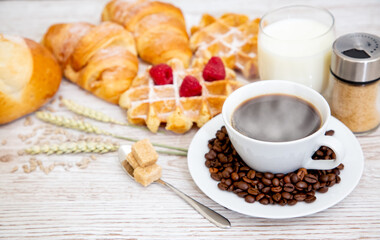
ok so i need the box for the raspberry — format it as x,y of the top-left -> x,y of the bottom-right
179,75 -> 202,97
202,56 -> 226,82
149,63 -> 173,85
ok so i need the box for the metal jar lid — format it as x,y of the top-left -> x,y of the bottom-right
331,32 -> 380,83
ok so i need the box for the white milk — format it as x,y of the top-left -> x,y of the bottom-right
258,18 -> 335,93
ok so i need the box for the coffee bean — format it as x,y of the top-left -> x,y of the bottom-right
273,193 -> 282,202
271,186 -> 282,193
264,172 -> 274,180
272,178 -> 280,186
262,178 -> 272,186
231,172 -> 239,181
305,195 -> 316,203
284,183 -> 295,192
337,163 -> 344,170
225,178 -> 232,186
245,195 -> 255,203
247,170 -> 256,179
317,187 -> 329,193
256,193 -> 265,201
262,187 -> 271,194
336,176 -> 341,184
288,199 -> 297,206
211,173 -> 221,181
275,173 -> 285,178
333,169 -> 340,176
278,199 -> 287,206
320,175 -> 329,182
218,182 -> 228,191
256,172 -> 263,178
216,131 -> 225,140
242,176 -> 253,184
297,168 -> 307,180
240,166 -> 250,172
312,182 -> 320,190
305,174 -> 318,184
325,130 -> 335,136
205,150 -> 217,160
237,191 -> 248,198
227,185 -> 234,192
234,181 -> 249,190
294,193 -> 307,201
258,182 -> 264,190
296,181 -> 308,189
221,169 -> 230,178
248,187 -> 259,195
284,175 -> 291,183
307,190 -> 315,196
238,172 -> 246,178
259,198 -> 269,205
209,167 -> 218,174
282,192 -> 293,200
291,174 -> 299,183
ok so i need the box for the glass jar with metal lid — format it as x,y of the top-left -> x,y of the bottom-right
330,32 -> 380,134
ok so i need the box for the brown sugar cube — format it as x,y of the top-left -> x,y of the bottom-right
133,164 -> 162,187
126,152 -> 139,169
132,139 -> 158,167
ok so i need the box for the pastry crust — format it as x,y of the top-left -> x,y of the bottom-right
102,0 -> 191,67
42,21 -> 138,104
0,35 -> 61,124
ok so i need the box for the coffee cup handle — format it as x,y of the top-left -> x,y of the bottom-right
302,135 -> 345,170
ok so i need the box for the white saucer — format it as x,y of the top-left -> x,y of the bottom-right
187,114 -> 364,219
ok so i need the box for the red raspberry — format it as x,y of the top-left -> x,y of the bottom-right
202,56 -> 226,82
179,75 -> 202,97
149,63 -> 173,85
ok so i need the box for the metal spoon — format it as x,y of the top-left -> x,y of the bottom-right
118,145 -> 231,229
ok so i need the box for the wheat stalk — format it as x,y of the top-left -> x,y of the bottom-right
24,141 -> 187,156
61,99 -> 161,132
35,111 -> 188,154
25,141 -> 119,155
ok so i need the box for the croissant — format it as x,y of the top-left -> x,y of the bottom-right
102,0 -> 192,67
42,21 -> 138,104
0,34 -> 61,124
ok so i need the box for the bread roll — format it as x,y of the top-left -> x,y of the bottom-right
0,34 -> 61,124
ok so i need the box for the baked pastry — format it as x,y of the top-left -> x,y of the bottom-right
42,21 -> 138,104
119,57 -> 242,133
190,13 -> 260,79
102,0 -> 192,67
0,34 -> 61,124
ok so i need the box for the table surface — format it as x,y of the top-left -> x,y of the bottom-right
1,0 -> 380,239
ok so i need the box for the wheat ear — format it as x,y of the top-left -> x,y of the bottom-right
35,111 -> 188,154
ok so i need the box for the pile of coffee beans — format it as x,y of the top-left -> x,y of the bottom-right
205,126 -> 344,206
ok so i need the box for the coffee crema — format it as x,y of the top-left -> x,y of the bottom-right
231,94 -> 321,142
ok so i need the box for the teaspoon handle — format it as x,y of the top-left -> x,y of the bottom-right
158,180 -> 231,229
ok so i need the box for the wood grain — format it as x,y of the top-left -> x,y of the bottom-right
1,0 -> 380,239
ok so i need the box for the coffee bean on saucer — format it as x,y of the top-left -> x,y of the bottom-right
245,195 -> 255,203
305,174 -> 318,184
205,126 -> 344,206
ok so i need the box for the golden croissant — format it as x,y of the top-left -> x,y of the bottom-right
42,21 -> 138,104
102,0 -> 192,67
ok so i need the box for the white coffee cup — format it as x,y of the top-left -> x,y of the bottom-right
222,80 -> 344,174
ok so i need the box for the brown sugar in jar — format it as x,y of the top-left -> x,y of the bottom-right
329,33 -> 380,134
331,79 -> 379,133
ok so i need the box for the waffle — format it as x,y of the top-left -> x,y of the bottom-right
190,13 -> 260,79
119,59 -> 242,133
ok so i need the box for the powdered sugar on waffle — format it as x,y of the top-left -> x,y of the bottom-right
119,58 -> 242,133
190,14 -> 260,79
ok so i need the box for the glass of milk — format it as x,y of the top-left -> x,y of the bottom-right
258,6 -> 335,94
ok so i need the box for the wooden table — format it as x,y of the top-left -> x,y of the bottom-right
1,0 -> 380,239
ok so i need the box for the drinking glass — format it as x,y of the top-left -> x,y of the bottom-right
258,5 -> 335,94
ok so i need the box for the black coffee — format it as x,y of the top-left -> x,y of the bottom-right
231,94 -> 321,142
